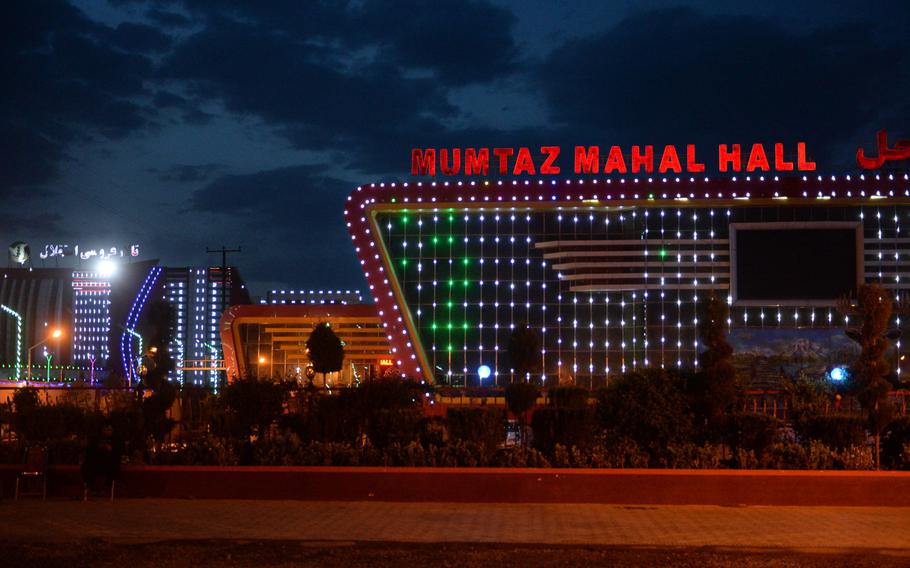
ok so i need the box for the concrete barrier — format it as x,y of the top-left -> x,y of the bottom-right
2,464 -> 909,506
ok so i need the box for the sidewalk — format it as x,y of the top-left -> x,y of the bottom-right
3,500 -> 909,550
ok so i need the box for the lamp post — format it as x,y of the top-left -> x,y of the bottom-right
27,328 -> 62,384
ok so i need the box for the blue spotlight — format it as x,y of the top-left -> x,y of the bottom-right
477,364 -> 492,381
828,366 -> 848,382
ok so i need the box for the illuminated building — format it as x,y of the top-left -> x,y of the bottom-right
164,266 -> 250,386
72,271 -> 112,364
0,260 -> 160,380
220,304 -> 393,384
0,267 -> 74,373
345,173 -> 910,386
262,289 -> 363,305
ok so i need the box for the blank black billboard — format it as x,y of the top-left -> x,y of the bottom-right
734,227 -> 858,302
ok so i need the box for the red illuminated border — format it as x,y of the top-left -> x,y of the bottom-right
345,173 -> 910,382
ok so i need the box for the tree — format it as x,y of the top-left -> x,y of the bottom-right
694,295 -> 738,432
508,324 -> 541,382
843,284 -> 895,468
505,381 -> 539,450
139,301 -> 178,443
306,322 -> 345,384
220,376 -> 289,439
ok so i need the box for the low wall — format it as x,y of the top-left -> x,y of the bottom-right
2,465 -> 909,506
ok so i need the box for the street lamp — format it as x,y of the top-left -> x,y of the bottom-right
28,328 -> 62,383
257,355 -> 266,380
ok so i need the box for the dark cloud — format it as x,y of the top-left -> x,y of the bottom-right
0,1 -> 159,198
161,15 -> 458,171
145,8 -> 192,29
360,0 -> 518,86
106,22 -> 173,52
537,7 -> 910,167
189,165 -> 362,288
0,210 -> 66,236
152,163 -> 223,183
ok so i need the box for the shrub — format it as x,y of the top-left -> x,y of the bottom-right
586,434 -> 650,468
596,369 -> 693,463
762,441 -> 809,469
12,399 -> 92,444
530,406 -> 597,454
152,435 -> 238,466
725,412 -> 782,462
446,407 -> 505,458
505,381 -> 539,418
548,386 -> 589,410
255,431 -> 306,465
794,415 -> 866,449
220,377 -> 290,439
368,407 -> 423,448
881,416 -> 910,470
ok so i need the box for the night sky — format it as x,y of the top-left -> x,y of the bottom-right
3,1 -> 908,298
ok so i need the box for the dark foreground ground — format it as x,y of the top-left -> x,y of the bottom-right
3,500 -> 908,567
6,540 -> 910,568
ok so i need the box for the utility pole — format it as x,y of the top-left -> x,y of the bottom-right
206,246 -> 241,387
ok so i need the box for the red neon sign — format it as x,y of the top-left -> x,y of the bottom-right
412,143 -> 816,176
857,130 -> 910,169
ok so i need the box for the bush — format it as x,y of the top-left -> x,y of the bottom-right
446,407 -> 505,458
794,415 -> 866,449
596,369 -> 693,464
725,412 -> 782,463
152,435 -> 238,466
882,416 -> 910,470
505,382 -> 539,418
491,446 -> 550,468
585,434 -> 650,468
367,407 -> 423,448
548,386 -> 589,410
12,399 -> 93,444
530,406 -> 597,454
220,377 -> 290,439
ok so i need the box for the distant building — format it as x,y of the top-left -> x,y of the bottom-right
163,266 -> 251,386
220,304 -> 393,385
261,289 -> 363,305
0,260 -> 159,381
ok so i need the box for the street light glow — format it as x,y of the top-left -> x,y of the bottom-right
97,259 -> 118,278
51,328 -> 62,339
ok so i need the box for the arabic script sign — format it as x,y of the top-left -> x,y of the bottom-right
857,130 -> 910,169
38,244 -> 140,260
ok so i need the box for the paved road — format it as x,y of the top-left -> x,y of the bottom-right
2,500 -> 909,550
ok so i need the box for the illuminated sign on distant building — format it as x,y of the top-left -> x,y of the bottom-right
37,244 -> 140,260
